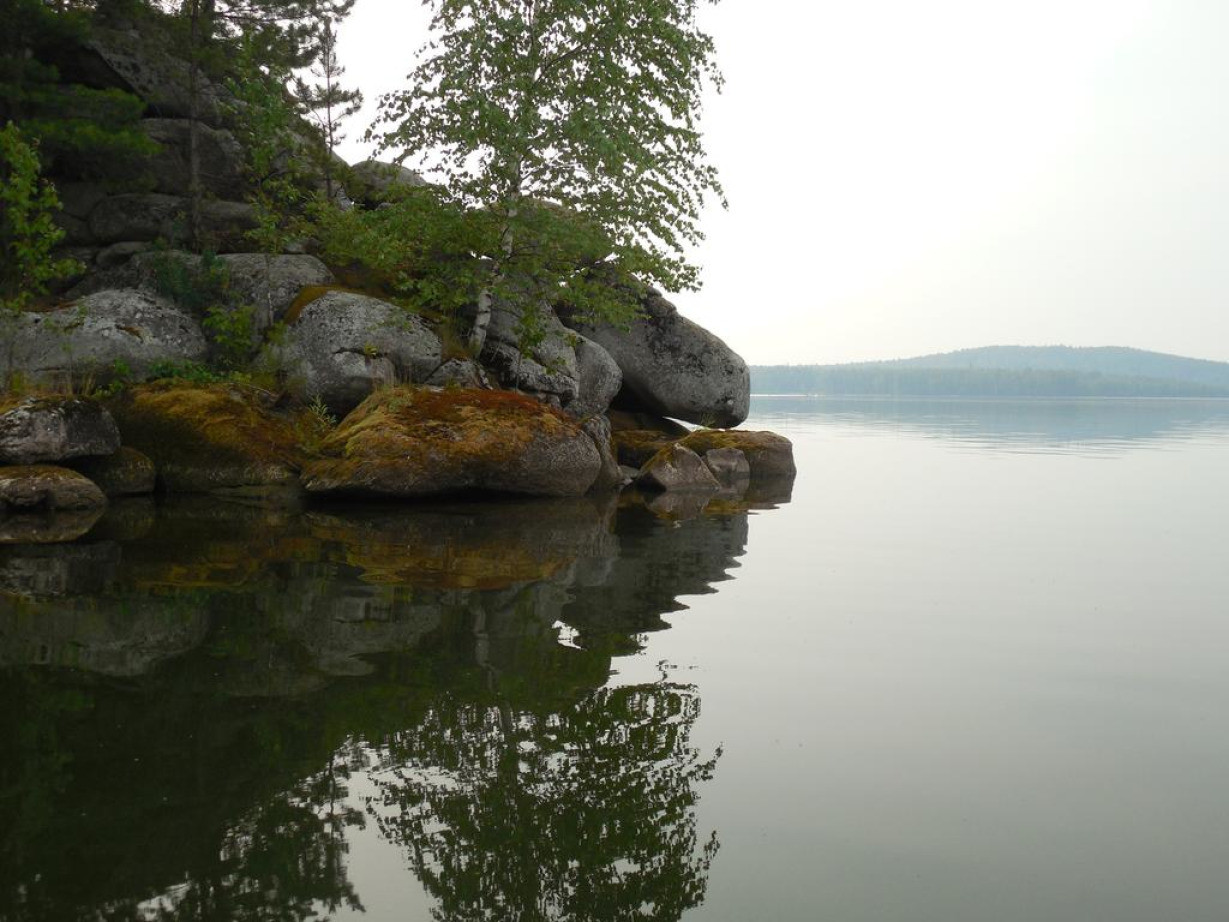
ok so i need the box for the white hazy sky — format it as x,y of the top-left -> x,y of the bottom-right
337,1 -> 1229,365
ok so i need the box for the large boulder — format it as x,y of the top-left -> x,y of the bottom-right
568,335 -> 623,420
81,28 -> 229,126
302,387 -> 603,499
0,398 -> 121,465
138,119 -> 246,199
279,292 -> 443,416
560,286 -> 750,427
0,465 -> 108,512
2,290 -> 208,388
107,383 -> 307,492
347,159 -> 428,205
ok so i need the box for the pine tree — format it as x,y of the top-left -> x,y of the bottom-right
293,17 -> 362,201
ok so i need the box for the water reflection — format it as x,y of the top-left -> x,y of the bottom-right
0,490 -> 767,921
751,395 -> 1229,453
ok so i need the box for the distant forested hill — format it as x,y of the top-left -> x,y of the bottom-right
752,347 -> 1229,397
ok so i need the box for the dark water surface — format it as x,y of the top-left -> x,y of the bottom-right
3,397 -> 1229,920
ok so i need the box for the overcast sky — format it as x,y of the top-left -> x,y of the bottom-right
338,1 -> 1229,365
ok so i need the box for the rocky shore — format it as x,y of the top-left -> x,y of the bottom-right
0,24 -> 794,542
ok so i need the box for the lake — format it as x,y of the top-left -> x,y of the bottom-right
3,397 -> 1229,921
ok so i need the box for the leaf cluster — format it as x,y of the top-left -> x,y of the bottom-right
0,124 -> 80,313
373,0 -> 725,305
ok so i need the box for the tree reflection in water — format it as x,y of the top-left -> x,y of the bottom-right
0,491 -> 776,921
371,682 -> 719,922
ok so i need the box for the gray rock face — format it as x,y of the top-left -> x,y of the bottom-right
215,253 -> 335,332
561,287 -> 750,427
280,292 -> 444,415
701,447 -> 751,488
139,118 -> 246,199
569,335 -> 623,420
2,289 -> 208,387
636,444 -> 721,493
0,465 -> 108,512
464,300 -> 581,406
582,415 -> 625,492
347,159 -> 428,204
88,194 -> 256,250
0,398 -> 121,465
425,358 -> 491,389
84,28 -> 229,125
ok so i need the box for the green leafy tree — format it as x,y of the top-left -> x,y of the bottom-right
373,0 -> 726,354
0,122 -> 80,390
293,17 -> 362,201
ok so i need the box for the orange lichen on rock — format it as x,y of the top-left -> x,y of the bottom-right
679,429 -> 796,480
107,382 -> 310,491
612,428 -> 680,468
304,386 -> 602,499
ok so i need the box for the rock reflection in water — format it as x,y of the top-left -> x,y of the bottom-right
0,489 -> 769,921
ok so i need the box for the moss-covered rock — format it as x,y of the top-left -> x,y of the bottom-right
107,382 -> 309,492
67,447 -> 157,496
0,466 -> 108,542
302,386 -> 603,499
679,429 -> 796,480
0,465 -> 108,512
612,429 -> 680,469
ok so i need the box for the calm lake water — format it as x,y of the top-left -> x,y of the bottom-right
4,397 -> 1229,921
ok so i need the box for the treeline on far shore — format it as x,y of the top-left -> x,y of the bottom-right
750,366 -> 1229,398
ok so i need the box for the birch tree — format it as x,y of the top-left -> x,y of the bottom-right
373,0 -> 725,354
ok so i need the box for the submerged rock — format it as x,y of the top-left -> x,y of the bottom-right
0,398 -> 121,465
303,386 -> 603,499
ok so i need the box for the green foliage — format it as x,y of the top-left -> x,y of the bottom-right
0,0 -> 156,181
292,19 -> 362,199
311,187 -> 480,311
372,0 -> 725,348
0,123 -> 82,391
148,247 -> 233,314
146,360 -> 228,385
0,123 -> 79,312
202,302 -> 256,370
224,38 -> 310,255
